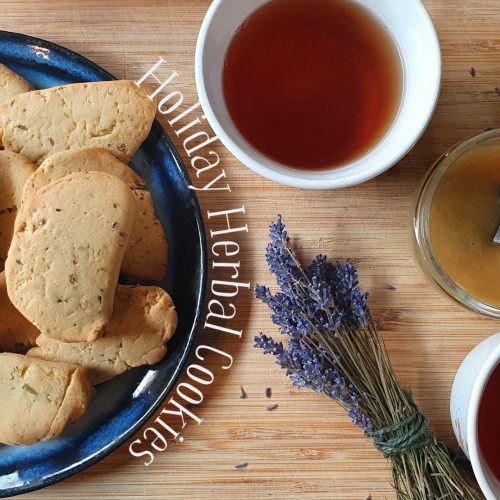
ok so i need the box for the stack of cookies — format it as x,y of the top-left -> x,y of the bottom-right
0,66 -> 177,446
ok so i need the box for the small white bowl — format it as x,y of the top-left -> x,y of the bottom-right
195,0 -> 441,190
451,333 -> 500,500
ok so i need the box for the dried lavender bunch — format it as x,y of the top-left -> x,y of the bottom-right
255,216 -> 479,500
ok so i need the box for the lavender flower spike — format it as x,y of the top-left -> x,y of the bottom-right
255,216 -> 373,434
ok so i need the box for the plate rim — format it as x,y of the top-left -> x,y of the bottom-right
0,30 -> 208,497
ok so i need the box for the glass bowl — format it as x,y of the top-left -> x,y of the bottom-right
412,128 -> 500,318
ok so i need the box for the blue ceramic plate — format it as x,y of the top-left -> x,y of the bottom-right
0,31 -> 207,497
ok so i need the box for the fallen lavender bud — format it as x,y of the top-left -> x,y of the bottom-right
239,386 -> 246,399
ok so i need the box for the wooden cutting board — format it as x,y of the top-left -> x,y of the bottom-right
3,0 -> 499,498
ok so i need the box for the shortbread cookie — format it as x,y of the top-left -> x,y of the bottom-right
0,272 -> 39,353
0,151 -> 36,271
123,189 -> 167,281
5,171 -> 135,342
22,148 -> 168,280
0,80 -> 156,165
28,285 -> 177,385
0,63 -> 32,103
0,353 -> 93,445
22,148 -> 146,201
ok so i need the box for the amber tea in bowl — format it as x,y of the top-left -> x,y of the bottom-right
413,129 -> 500,317
196,0 -> 441,189
223,0 -> 402,171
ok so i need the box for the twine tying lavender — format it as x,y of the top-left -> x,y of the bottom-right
368,399 -> 431,458
254,216 -> 479,499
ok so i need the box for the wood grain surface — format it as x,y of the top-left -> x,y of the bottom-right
2,0 -> 500,498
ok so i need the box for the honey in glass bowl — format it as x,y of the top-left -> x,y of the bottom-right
413,129 -> 500,317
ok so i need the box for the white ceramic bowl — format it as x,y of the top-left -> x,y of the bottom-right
195,0 -> 441,189
451,333 -> 500,500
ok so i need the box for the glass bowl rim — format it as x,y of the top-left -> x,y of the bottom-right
412,128 -> 500,318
